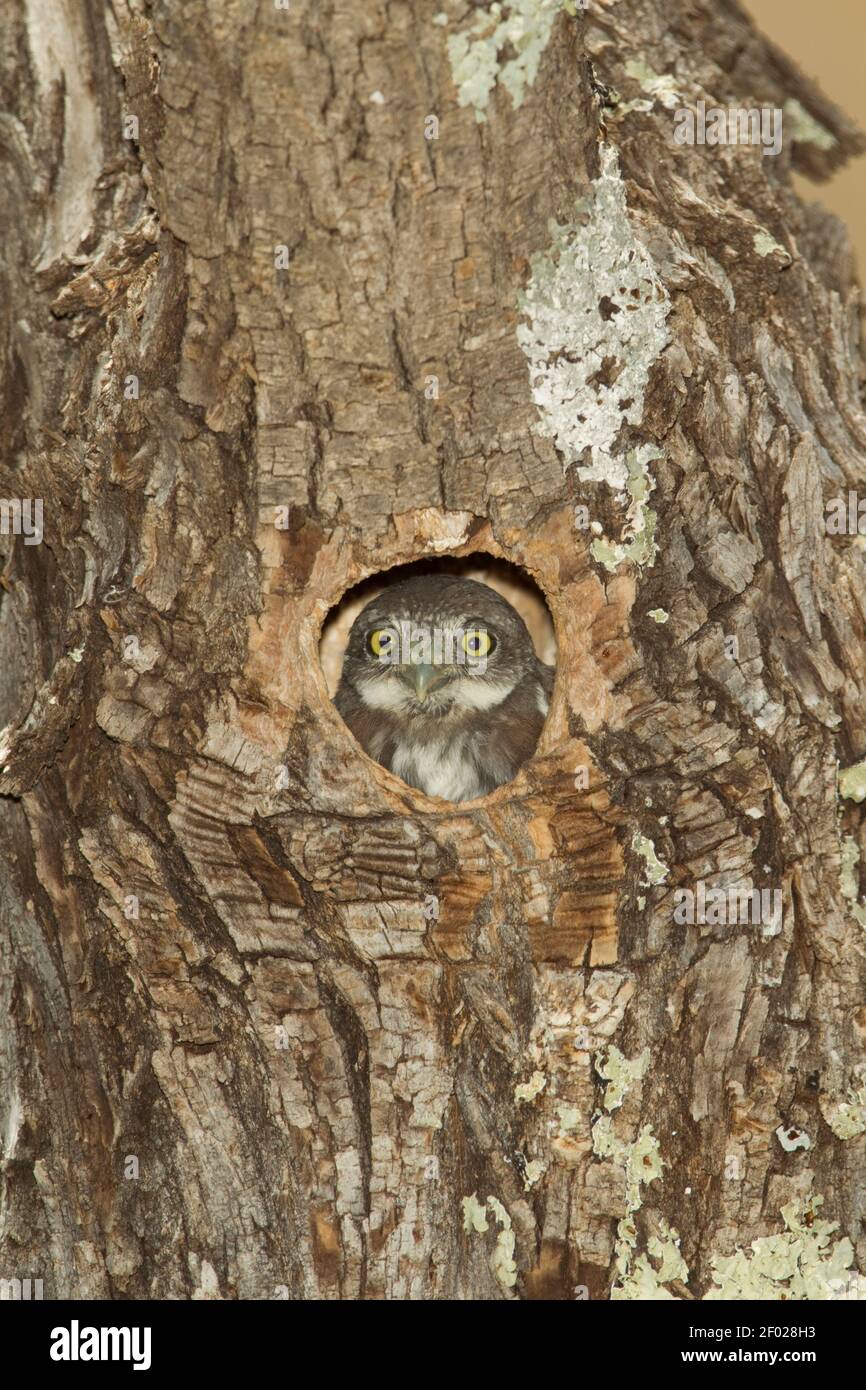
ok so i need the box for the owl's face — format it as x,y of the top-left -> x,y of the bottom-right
339,575 -> 537,723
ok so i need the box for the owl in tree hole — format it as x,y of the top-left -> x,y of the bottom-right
335,575 -> 554,801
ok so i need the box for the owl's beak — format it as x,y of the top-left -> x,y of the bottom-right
411,663 -> 449,701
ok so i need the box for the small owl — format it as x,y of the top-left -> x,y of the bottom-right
335,575 -> 554,801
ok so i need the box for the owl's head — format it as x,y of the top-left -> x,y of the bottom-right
338,575 -> 538,720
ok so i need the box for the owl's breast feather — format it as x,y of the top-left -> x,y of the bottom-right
387,732 -> 468,801
336,664 -> 552,801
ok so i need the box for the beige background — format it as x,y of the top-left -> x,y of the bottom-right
744,0 -> 865,270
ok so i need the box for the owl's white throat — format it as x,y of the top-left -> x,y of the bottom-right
357,672 -> 514,716
391,734 -> 483,801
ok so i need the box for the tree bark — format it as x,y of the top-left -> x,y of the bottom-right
2,0 -> 866,1300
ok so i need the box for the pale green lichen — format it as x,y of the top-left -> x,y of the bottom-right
523,1158 -> 545,1189
590,446 -> 662,572
632,830 -> 669,886
841,836 -> 860,897
825,1270 -> 866,1299
487,1196 -> 519,1289
649,1225 -> 690,1283
514,1069 -> 547,1103
593,1117 -> 664,1208
840,836 -> 866,929
462,1192 -> 489,1234
783,98 -> 837,151
648,608 -> 669,624
598,1043 -> 650,1113
820,1071 -> 866,1140
612,1185 -> 866,1305
839,758 -> 866,803
517,143 -> 671,540
446,0 -> 564,123
591,1056 -> 659,1206
705,1197 -> 859,1300
613,1221 -> 689,1300
463,1193 -> 519,1289
753,230 -> 789,259
775,1124 -> 811,1153
518,139 -> 668,573
625,1127 -> 664,1208
623,60 -> 682,111
557,1102 -> 581,1134
595,1118 -> 666,1291
589,1044 -> 673,1295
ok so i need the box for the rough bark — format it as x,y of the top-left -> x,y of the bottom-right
1,0 -> 866,1300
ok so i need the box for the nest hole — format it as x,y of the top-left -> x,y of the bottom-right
319,555 -> 557,804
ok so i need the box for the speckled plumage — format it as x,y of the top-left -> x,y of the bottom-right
335,575 -> 554,802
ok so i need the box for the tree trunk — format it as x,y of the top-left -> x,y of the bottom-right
2,0 -> 866,1301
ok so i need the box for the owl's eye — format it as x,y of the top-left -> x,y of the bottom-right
462,629 -> 496,658
367,628 -> 397,659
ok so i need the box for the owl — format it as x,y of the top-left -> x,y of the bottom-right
334,575 -> 554,801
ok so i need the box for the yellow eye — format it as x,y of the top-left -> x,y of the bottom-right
367,628 -> 396,658
462,629 -> 495,658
